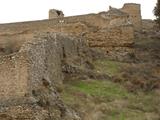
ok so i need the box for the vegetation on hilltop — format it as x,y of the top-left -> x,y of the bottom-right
154,0 -> 160,28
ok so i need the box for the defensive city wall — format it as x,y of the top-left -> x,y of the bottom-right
0,3 -> 142,104
0,3 -> 142,55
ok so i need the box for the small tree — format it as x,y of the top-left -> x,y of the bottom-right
154,0 -> 160,28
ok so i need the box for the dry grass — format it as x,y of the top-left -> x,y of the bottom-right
61,80 -> 160,120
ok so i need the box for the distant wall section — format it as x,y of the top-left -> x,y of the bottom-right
0,14 -> 110,54
85,25 -> 134,49
121,3 -> 142,31
49,9 -> 64,19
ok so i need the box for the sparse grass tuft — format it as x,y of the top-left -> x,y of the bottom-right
68,80 -> 130,100
93,60 -> 122,76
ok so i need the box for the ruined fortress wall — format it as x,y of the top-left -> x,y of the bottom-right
0,33 -> 63,104
62,14 -> 110,28
0,33 -> 88,119
0,14 -> 110,52
0,33 -> 91,104
0,14 -> 109,34
0,53 -> 29,102
49,9 -> 64,19
0,18 -> 133,58
109,16 -> 129,27
121,3 -> 142,31
86,25 -> 134,48
84,25 -> 134,60
20,33 -> 63,89
0,10 -> 134,61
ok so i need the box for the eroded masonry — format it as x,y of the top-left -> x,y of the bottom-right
0,3 -> 142,120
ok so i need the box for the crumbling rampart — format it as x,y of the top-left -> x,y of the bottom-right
0,13 -> 133,57
0,33 -> 91,105
0,33 -> 88,119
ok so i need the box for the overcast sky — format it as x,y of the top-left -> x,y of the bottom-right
0,0 -> 157,23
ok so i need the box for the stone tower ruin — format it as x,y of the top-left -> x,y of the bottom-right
49,9 -> 64,19
121,3 -> 142,31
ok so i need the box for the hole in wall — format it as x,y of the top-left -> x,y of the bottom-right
32,90 -> 37,97
42,78 -> 50,87
56,10 -> 61,16
62,46 -> 66,58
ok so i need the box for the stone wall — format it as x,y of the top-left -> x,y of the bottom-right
22,34 -> 63,87
121,3 -> 142,31
0,33 -> 82,119
0,7 -> 134,59
0,32 -> 91,104
74,24 -> 134,61
108,16 -> 130,27
49,9 -> 64,19
0,14 -> 110,54
0,13 -> 109,34
85,25 -> 134,49
0,34 -> 63,105
0,19 -> 134,61
0,53 -> 29,102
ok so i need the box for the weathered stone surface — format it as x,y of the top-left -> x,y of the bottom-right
121,3 -> 142,31
49,9 -> 64,19
0,3 -> 139,58
0,33 -> 82,120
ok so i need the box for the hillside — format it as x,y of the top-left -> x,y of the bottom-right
60,31 -> 160,120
